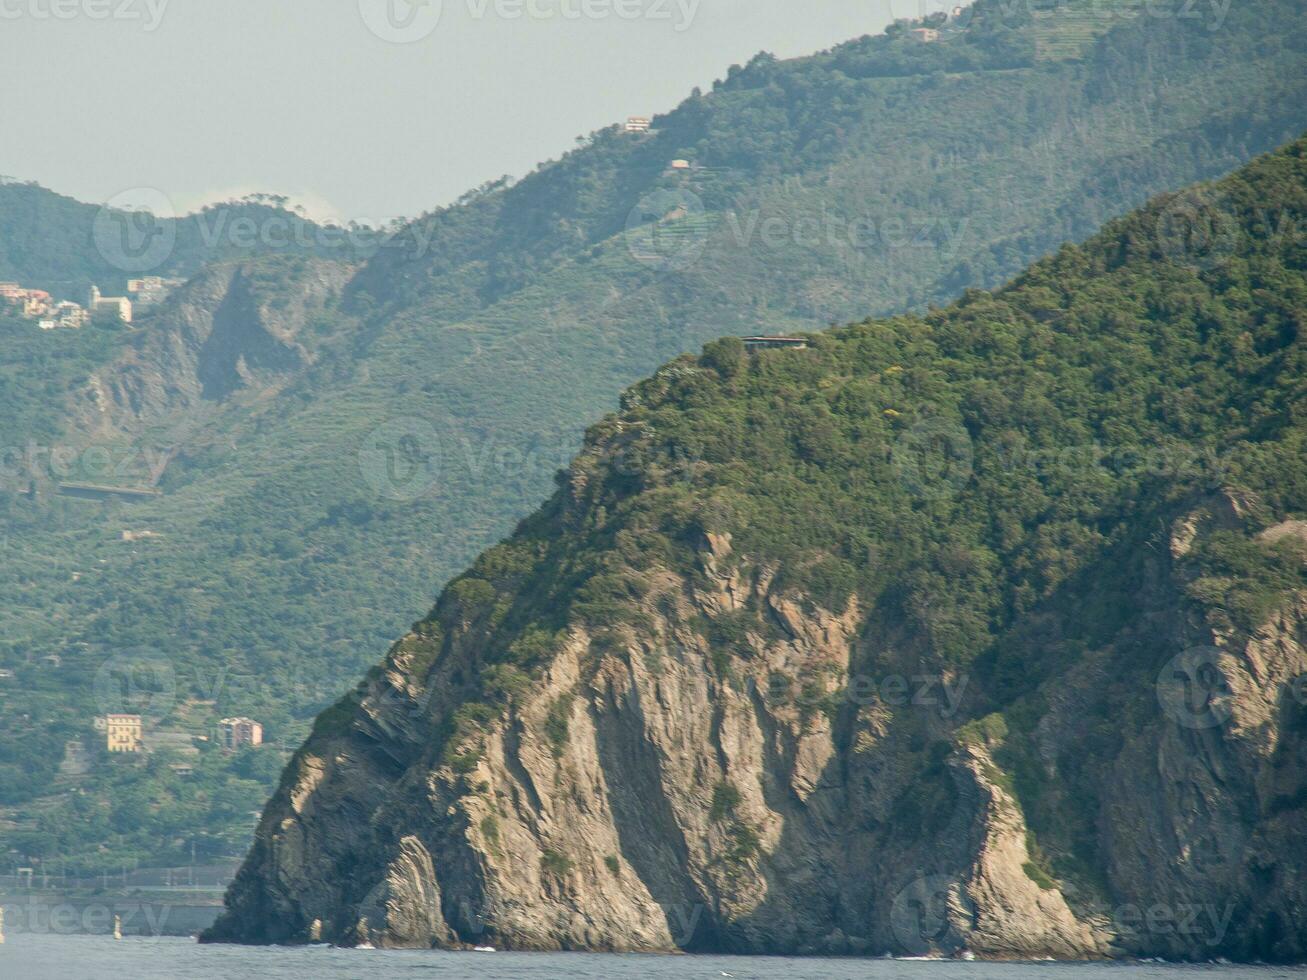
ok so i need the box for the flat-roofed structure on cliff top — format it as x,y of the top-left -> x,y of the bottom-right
742,335 -> 810,351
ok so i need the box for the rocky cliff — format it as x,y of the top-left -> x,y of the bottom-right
72,256 -> 353,443
203,138 -> 1307,960
203,490 -> 1306,960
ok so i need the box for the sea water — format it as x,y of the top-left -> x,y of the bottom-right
1,935 -> 1302,980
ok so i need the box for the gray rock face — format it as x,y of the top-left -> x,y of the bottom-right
204,500 -> 1307,960
72,258 -> 352,444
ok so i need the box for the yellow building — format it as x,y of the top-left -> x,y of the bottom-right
105,714 -> 143,753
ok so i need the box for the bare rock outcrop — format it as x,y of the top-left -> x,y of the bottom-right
203,490 -> 1307,960
71,257 -> 353,444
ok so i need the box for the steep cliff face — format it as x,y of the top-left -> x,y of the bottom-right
72,256 -> 353,442
205,138 -> 1307,959
205,492 -> 1305,960
1091,512 -> 1307,961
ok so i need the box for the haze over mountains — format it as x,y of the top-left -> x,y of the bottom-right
2,0 -> 1306,885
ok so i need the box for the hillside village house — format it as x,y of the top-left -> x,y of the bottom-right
46,301 -> 89,329
624,116 -> 651,133
89,285 -> 132,324
2,282 -> 92,327
126,275 -> 181,308
23,290 -> 50,316
220,716 -> 264,749
105,714 -> 144,753
0,283 -> 52,317
911,27 -> 940,42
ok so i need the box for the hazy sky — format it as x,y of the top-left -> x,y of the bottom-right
0,0 -> 906,222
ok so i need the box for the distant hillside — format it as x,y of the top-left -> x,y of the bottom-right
210,131 -> 1307,963
2,0 -> 1307,874
0,181 -> 367,299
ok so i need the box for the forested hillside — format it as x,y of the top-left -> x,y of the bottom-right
3,0 -> 1307,872
211,131 -> 1307,963
0,180 -> 373,295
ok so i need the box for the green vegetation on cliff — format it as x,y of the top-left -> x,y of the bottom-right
396,132 -> 1307,767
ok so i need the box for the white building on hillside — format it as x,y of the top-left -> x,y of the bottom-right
89,286 -> 132,323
